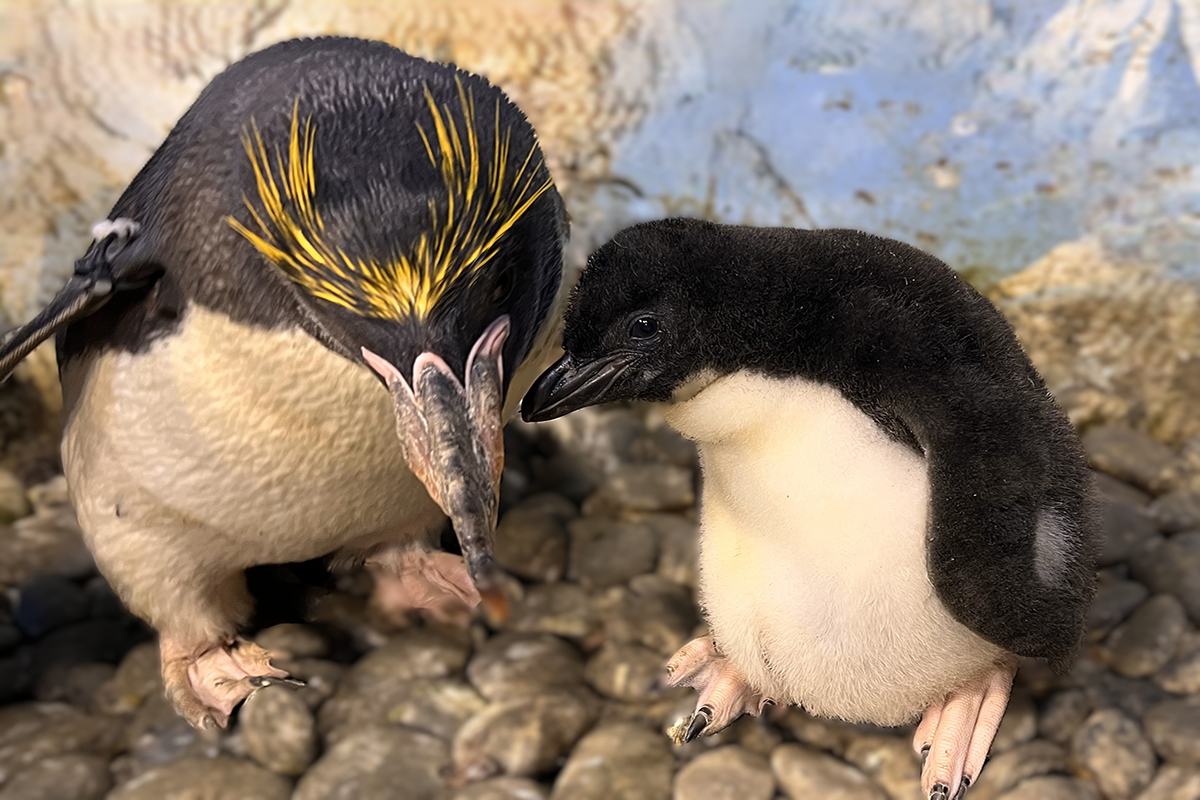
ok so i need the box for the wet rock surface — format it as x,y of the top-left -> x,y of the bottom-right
1,409 -> 1198,799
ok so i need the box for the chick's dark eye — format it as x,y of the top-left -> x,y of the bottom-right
628,316 -> 659,340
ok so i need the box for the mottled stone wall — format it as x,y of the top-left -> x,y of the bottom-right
2,0 -> 1198,450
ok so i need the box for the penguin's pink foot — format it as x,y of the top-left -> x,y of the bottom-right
912,660 -> 1018,800
160,637 -> 301,731
665,636 -> 773,742
368,549 -> 481,627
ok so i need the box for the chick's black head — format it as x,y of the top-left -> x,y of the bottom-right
522,218 -> 726,421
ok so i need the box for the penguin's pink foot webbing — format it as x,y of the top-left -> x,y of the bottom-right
912,659 -> 1018,800
160,637 -> 302,731
665,636 -> 773,742
368,549 -> 481,627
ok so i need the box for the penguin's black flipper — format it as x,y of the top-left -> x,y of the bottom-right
0,220 -> 160,382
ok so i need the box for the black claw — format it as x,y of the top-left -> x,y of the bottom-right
684,707 -> 712,743
930,784 -> 949,800
920,744 -> 931,767
952,775 -> 971,800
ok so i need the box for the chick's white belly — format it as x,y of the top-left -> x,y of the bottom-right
61,305 -> 438,575
670,374 -> 1003,725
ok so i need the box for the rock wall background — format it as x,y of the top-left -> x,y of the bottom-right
1,0 -> 1198,443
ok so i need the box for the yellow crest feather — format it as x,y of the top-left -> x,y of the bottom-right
227,80 -> 554,320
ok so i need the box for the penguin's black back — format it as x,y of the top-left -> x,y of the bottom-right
58,37 -> 556,369
576,218 -> 1100,670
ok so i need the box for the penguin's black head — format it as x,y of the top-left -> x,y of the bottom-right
223,39 -> 566,615
522,218 -> 725,421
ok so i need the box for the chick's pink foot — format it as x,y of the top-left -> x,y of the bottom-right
912,660 -> 1018,800
666,636 -> 773,742
160,637 -> 300,730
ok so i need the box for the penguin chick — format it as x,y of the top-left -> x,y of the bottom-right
523,218 -> 1099,799
0,37 -> 568,729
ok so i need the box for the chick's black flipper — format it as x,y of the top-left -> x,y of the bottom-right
895,297 -> 1100,673
796,229 -> 1100,672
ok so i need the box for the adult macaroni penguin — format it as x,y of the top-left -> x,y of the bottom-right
524,219 -> 1099,800
0,37 -> 568,730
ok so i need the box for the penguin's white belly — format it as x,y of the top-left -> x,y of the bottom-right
666,372 -> 1003,726
61,303 -> 438,573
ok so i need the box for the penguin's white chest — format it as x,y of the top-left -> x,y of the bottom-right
666,372 -> 1002,725
61,304 -> 436,568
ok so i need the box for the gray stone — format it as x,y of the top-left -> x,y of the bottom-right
512,493 -> 578,524
550,722 -> 674,800
531,453 -> 602,502
453,777 -> 550,800
467,632 -> 585,701
1144,699 -> 1200,764
594,574 -> 697,656
647,514 -> 700,588
108,756 -> 291,800
1094,472 -> 1152,507
841,736 -> 921,800
25,477 -> 69,514
0,508 -> 94,586
993,691 -> 1038,753
0,470 -> 29,525
241,685 -> 317,776
567,517 -> 658,589
969,740 -> 1066,800
14,576 -> 87,638
1088,580 -> 1150,641
495,506 -> 569,583
506,583 -> 600,642
770,744 -> 888,800
347,628 -> 468,683
584,642 -> 664,701
0,754 -> 111,800
295,726 -> 448,800
0,703 -> 125,785
283,657 -> 344,710
1130,531 -> 1200,622
674,745 -> 775,800
1069,709 -> 1156,800
384,678 -> 489,741
732,716 -> 784,759
1107,594 -> 1187,677
995,776 -> 1100,800
94,641 -> 160,714
1039,689 -> 1092,744
774,710 -> 891,758
1083,426 -> 1177,494
453,687 -> 600,781
31,617 -> 148,672
582,463 -> 695,515
319,673 -> 485,746
1134,765 -> 1200,800
1157,648 -> 1200,694
316,629 -> 472,742
117,691 -> 213,782
254,623 -> 329,659
634,422 -> 698,468
33,661 -> 115,709
1099,501 -> 1160,567
1079,666 -> 1173,719
1148,489 -> 1200,533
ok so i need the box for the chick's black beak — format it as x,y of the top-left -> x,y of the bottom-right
362,316 -> 511,622
521,351 -> 637,422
